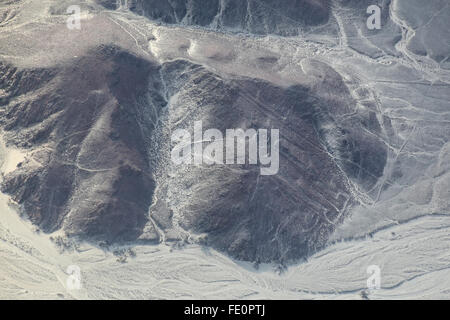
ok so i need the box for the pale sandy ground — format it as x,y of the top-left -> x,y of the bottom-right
0,138 -> 25,175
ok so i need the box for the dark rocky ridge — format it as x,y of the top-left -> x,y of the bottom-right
97,0 -> 331,35
150,59 -> 387,262
0,46 -> 165,242
0,44 -> 387,262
